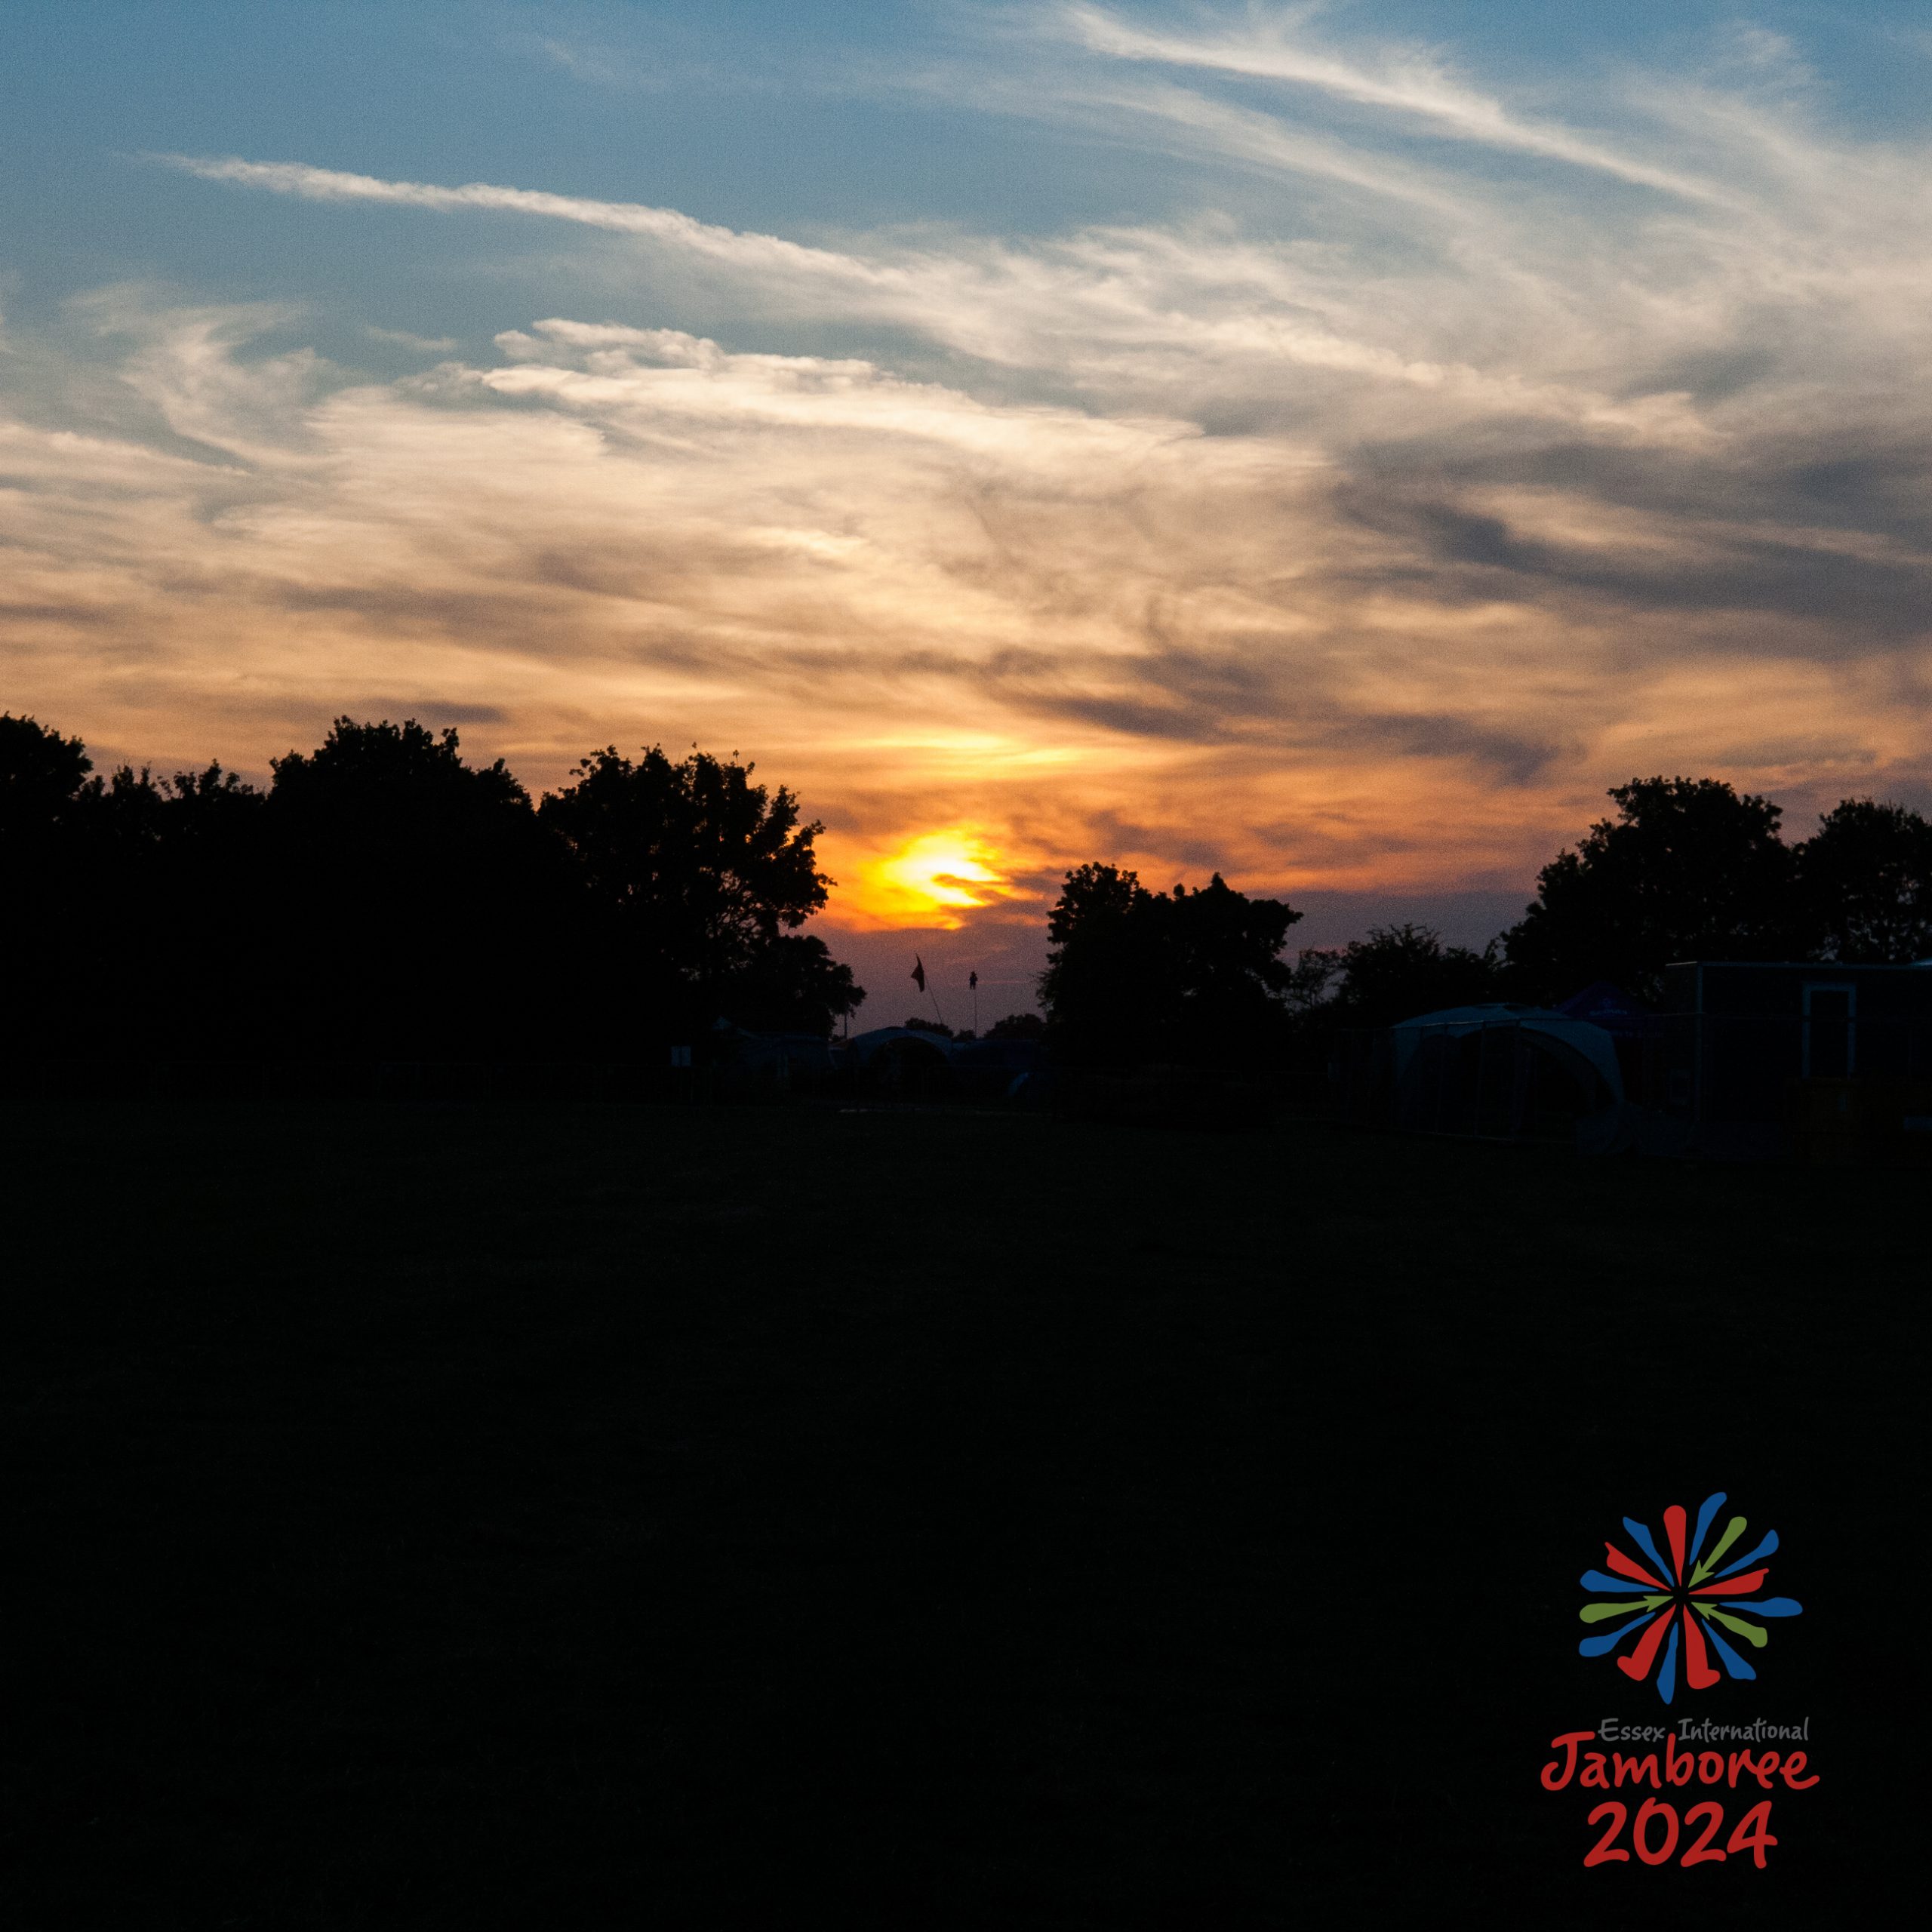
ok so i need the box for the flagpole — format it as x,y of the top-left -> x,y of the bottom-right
912,954 -> 946,1031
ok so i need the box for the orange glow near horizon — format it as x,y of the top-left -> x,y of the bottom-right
841,829 -> 1014,930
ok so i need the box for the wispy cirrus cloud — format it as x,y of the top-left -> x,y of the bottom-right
1048,2 -> 1725,201
137,151 -> 1723,442
153,154 -> 884,282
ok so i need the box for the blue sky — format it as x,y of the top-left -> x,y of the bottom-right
9,5 -> 1929,325
6,2 -> 1932,996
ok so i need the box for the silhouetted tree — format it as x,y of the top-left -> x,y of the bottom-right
77,761 -> 271,1056
1039,864 -> 1168,1061
257,718 -> 573,1058
1797,798 -> 1932,964
0,712 -> 92,850
540,745 -> 861,1038
2,715 -> 101,1051
1294,923 -> 1507,1028
903,1017 -> 955,1038
985,1012 -> 1046,1040
140,764 -> 271,1053
1041,863 -> 1301,1068
1503,777 -> 1804,1001
2,719 -> 281,1057
3,713 -> 866,1071
725,931 -> 865,1034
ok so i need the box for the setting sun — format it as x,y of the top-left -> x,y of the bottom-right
846,829 -> 1012,929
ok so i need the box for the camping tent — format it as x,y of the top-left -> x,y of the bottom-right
1555,980 -> 1656,1036
1387,1003 -> 1623,1137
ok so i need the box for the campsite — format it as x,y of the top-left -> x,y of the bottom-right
10,4 -> 1932,1915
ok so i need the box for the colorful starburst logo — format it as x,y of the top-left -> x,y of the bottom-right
1579,1492 -> 1802,1703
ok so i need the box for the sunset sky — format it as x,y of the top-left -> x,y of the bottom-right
6,2 -> 1931,1014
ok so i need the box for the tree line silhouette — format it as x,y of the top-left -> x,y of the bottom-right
1041,776 -> 1932,1067
2,712 -> 863,1065
8,708 -> 1927,1080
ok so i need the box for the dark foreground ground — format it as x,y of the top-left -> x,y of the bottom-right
6,1100 -> 1924,1927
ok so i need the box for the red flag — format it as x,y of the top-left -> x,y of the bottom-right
911,955 -> 927,992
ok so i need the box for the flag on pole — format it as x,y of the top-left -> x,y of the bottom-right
912,955 -> 927,992
968,971 -> 978,990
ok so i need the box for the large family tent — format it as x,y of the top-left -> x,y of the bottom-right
1383,1003 -> 1623,1139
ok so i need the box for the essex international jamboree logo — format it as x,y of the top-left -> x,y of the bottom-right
1538,1492 -> 1817,1871
1579,1491 -> 1802,1701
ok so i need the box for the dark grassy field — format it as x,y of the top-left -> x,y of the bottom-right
6,1100 -> 1921,1925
